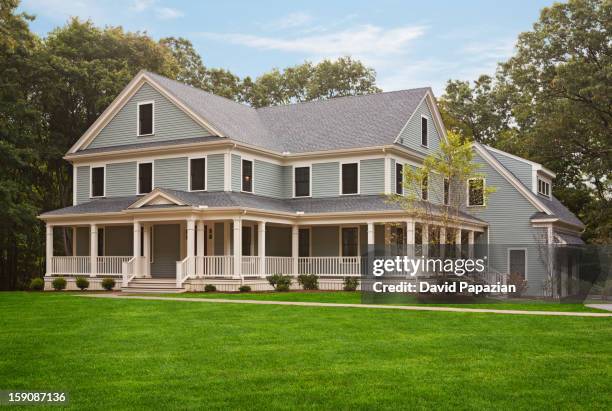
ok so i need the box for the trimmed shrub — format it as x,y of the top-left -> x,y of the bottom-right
204,284 -> 217,292
239,285 -> 251,293
29,277 -> 45,291
266,274 -> 292,292
101,277 -> 115,291
75,276 -> 89,291
343,277 -> 359,291
297,274 -> 319,290
52,277 -> 67,291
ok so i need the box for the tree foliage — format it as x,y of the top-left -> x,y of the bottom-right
440,0 -> 611,244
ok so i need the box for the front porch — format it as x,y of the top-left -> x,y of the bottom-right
44,213 -> 486,291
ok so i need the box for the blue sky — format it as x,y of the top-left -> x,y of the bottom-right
20,0 -> 553,95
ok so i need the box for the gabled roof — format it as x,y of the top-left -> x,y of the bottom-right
70,71 -> 433,155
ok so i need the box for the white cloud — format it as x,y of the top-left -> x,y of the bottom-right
129,0 -> 154,12
155,7 -> 183,20
201,24 -> 426,56
265,12 -> 313,30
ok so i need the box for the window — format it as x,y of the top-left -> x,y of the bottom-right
91,166 -> 105,197
341,227 -> 359,257
190,158 -> 206,191
443,178 -> 450,205
421,174 -> 428,200
508,249 -> 527,280
395,163 -> 403,194
137,102 -> 154,136
341,163 -> 358,195
294,166 -> 310,197
138,162 -> 153,194
468,178 -> 485,206
421,116 -> 428,146
97,228 -> 104,256
537,178 -> 550,197
242,159 -> 253,192
298,228 -> 310,257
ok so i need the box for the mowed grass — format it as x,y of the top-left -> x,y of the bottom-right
149,291 -> 605,312
1,292 -> 611,410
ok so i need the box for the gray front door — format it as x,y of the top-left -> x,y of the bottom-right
151,224 -> 180,278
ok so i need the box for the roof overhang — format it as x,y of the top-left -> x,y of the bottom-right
128,188 -> 186,209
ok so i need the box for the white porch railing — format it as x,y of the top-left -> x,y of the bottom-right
121,256 -> 140,287
241,256 -> 260,276
49,256 -> 90,275
298,257 -> 362,277
265,257 -> 293,275
195,256 -> 233,278
97,256 -> 132,275
176,257 -> 194,287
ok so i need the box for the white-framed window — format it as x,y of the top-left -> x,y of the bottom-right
467,178 -> 485,207
537,177 -> 550,197
395,163 -> 403,195
507,248 -> 528,281
241,159 -> 253,192
421,174 -> 428,201
341,162 -> 359,195
189,156 -> 207,192
294,166 -> 311,197
421,115 -> 429,147
90,165 -> 105,198
340,226 -> 360,257
137,161 -> 153,195
137,101 -> 154,136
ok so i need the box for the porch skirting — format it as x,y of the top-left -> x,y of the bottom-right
184,278 -> 360,292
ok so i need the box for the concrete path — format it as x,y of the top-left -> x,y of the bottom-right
586,303 -> 612,312
78,294 -> 612,317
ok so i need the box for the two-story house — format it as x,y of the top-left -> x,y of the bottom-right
39,71 -> 584,294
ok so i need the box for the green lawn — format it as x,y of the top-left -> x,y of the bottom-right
148,291 -> 606,312
1,292 -> 610,410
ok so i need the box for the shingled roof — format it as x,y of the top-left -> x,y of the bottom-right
145,72 -> 430,153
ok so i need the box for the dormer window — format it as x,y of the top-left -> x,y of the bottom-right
537,178 -> 550,197
421,116 -> 428,147
137,101 -> 154,136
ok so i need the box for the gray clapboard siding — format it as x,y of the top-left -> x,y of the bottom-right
487,149 -> 533,189
88,83 -> 210,149
106,162 -> 136,197
281,166 -> 292,198
231,154 -> 241,192
154,157 -> 188,191
311,226 -> 339,256
255,159 -> 285,198
76,166 -> 90,204
312,162 -> 339,197
207,154 -> 225,191
360,158 -> 385,195
104,226 -> 133,256
397,99 -> 441,154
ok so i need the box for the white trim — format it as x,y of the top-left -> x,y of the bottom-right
188,155 -> 207,192
420,114 -> 429,147
339,161 -> 360,195
467,177 -> 486,207
240,157 -> 254,193
537,176 -> 551,198
507,247 -> 528,281
339,226 -> 360,257
129,188 -> 186,209
473,142 -> 552,214
89,165 -> 106,198
224,151 -> 232,191
395,161 -> 404,195
293,165 -> 312,198
72,165 -> 77,206
136,160 -> 154,195
136,100 -> 155,137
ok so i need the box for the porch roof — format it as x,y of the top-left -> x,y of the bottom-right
40,189 -> 486,224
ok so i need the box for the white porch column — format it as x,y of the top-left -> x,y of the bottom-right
187,218 -> 195,276
468,231 -> 475,258
422,224 -> 429,257
367,222 -> 375,245
133,221 -> 141,276
196,221 -> 205,257
258,222 -> 266,277
90,224 -> 98,277
143,224 -> 151,277
233,218 -> 242,279
455,228 -> 462,257
292,225 -> 299,275
405,220 -> 415,257
46,224 -> 53,275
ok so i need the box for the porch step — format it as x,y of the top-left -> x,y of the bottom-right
122,277 -> 185,294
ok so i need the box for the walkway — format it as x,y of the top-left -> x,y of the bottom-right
78,294 -> 612,317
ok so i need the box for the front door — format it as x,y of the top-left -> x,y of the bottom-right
151,224 -> 180,278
